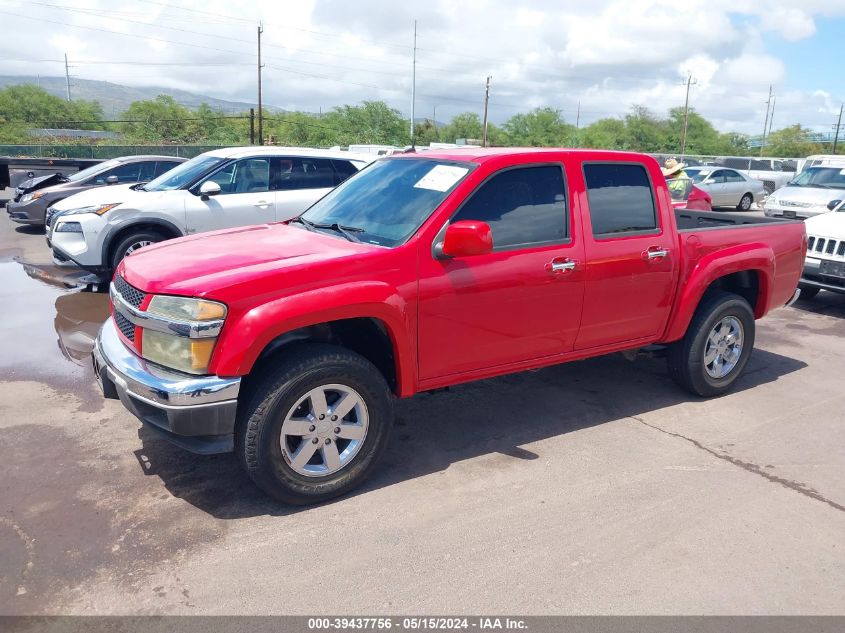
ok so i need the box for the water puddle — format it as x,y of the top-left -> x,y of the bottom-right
0,259 -> 109,397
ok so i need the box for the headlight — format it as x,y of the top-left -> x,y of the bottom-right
139,296 -> 227,374
146,296 -> 227,321
141,330 -> 217,374
21,191 -> 46,203
765,197 -> 777,207
55,221 -> 83,233
66,203 -> 121,216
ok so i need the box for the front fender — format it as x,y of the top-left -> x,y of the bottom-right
663,242 -> 774,342
211,281 -> 416,396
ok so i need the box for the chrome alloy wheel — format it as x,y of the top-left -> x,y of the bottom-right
703,316 -> 744,379
124,240 -> 153,257
279,384 -> 369,477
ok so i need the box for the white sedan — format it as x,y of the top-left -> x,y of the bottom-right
684,167 -> 768,210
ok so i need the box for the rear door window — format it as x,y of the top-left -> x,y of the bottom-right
154,161 -> 182,177
331,159 -> 359,185
583,163 -> 658,237
97,162 -> 142,184
452,165 -> 568,249
276,157 -> 337,191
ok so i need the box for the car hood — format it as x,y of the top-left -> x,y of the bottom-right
17,173 -> 66,193
804,211 -> 845,240
119,223 -> 378,296
50,183 -> 162,212
770,185 -> 845,207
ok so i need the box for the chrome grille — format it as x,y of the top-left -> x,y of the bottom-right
114,311 -> 136,341
114,275 -> 146,309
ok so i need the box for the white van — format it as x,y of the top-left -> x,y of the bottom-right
47,146 -> 372,275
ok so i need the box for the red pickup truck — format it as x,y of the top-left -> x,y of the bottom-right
93,148 -> 806,504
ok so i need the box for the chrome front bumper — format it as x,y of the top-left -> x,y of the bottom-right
92,318 -> 241,454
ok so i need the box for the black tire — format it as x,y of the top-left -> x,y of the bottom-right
737,193 -> 753,211
110,229 -> 166,270
236,343 -> 394,505
797,285 -> 820,300
667,291 -> 755,397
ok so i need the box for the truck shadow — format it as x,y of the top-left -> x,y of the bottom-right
790,292 -> 845,319
135,347 -> 807,519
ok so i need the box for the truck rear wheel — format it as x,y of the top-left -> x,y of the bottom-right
236,344 -> 394,504
667,291 -> 755,397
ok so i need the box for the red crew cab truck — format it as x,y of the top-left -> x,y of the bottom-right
93,149 -> 806,504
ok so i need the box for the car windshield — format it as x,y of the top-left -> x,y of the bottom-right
66,159 -> 121,182
790,167 -> 845,190
684,168 -> 711,184
142,155 -> 228,191
298,158 -> 475,247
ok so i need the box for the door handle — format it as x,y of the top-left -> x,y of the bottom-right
253,200 -> 272,208
546,258 -> 577,274
643,247 -> 669,261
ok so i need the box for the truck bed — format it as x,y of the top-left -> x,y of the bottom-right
675,209 -> 797,230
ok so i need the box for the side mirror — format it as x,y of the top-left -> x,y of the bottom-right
703,178 -> 715,185
827,199 -> 842,211
199,180 -> 221,199
105,175 -> 119,185
438,220 -> 493,258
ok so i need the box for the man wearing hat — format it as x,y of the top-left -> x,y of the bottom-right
662,158 -> 690,198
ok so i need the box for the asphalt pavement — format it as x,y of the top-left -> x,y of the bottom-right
1,215 -> 844,615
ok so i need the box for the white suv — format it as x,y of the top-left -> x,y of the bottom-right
48,146 -> 372,274
799,206 -> 845,299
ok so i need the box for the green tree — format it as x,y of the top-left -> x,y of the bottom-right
624,106 -> 670,152
502,107 -> 576,146
119,95 -> 193,143
762,125 -> 824,157
0,84 -> 104,142
414,119 -> 440,145
580,118 -> 629,150
439,112 -> 483,142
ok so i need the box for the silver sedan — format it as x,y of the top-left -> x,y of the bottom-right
684,167 -> 768,210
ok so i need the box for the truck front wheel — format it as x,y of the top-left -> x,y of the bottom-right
667,291 -> 755,397
236,344 -> 394,504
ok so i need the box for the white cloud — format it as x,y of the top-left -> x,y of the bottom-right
0,0 -> 844,135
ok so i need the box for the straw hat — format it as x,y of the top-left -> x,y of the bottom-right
662,158 -> 686,176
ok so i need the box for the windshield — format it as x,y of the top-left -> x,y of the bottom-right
142,155 -> 227,191
67,159 -> 120,182
684,168 -> 711,184
299,158 -> 474,247
790,167 -> 845,189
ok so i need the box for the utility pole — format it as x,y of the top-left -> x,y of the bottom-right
249,108 -> 255,145
257,23 -> 264,145
433,105 -> 438,140
834,103 -> 844,155
761,85 -> 773,156
576,101 -> 581,129
680,73 -> 697,157
767,96 -> 776,136
482,76 -> 491,147
410,19 -> 417,144
64,53 -> 71,101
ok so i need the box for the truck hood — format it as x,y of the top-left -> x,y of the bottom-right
50,183 -> 161,212
804,211 -> 845,240
770,185 -> 845,208
119,223 -> 377,296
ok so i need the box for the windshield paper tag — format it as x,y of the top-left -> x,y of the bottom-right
414,165 -> 469,192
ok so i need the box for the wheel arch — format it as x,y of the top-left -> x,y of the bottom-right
103,219 -> 184,267
663,243 -> 774,342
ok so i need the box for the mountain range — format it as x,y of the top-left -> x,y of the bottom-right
0,74 -> 284,117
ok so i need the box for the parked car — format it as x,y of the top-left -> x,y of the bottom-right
798,207 -> 845,299
92,148 -> 805,504
716,157 -> 795,194
799,155 -> 845,172
684,167 -> 767,210
764,166 -> 845,220
6,155 -> 186,226
48,147 -> 372,276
